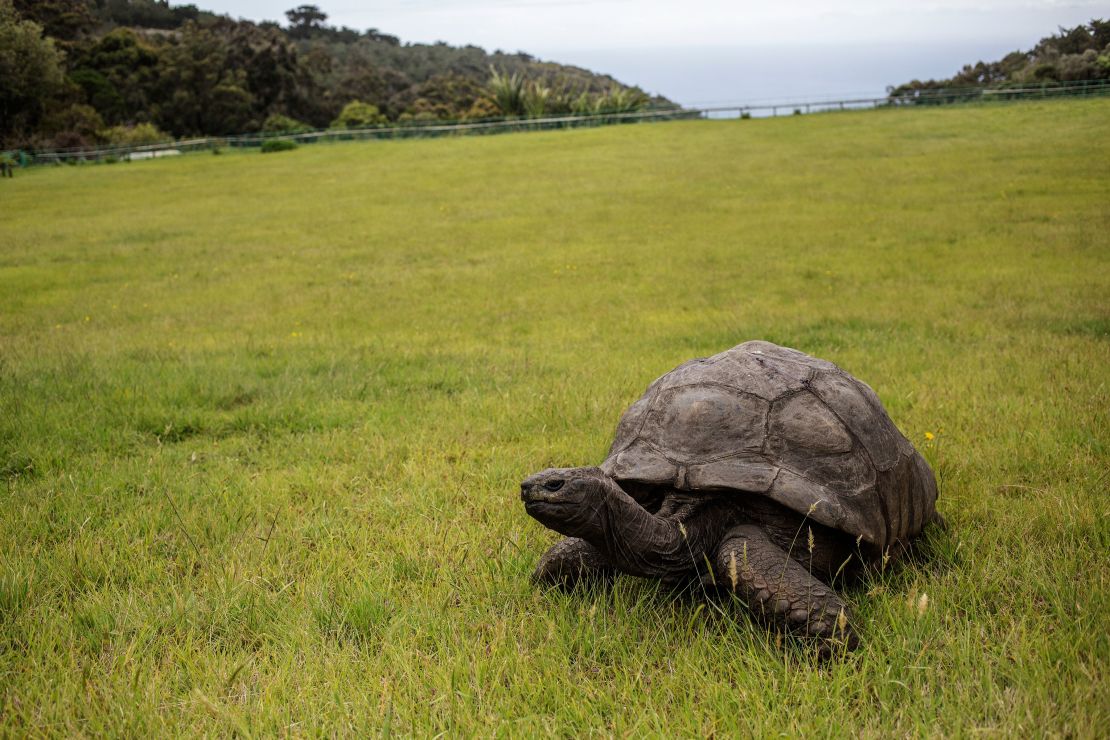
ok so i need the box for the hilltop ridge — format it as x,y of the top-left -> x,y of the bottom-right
1,0 -> 671,148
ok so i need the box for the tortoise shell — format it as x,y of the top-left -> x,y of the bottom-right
600,341 -> 938,549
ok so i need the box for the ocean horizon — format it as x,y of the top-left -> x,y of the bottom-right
543,39 -> 1030,109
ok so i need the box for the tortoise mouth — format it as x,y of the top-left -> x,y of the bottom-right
522,495 -> 580,533
520,487 -> 568,505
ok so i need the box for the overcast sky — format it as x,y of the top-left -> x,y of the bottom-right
196,1 -> 1108,103
200,0 -> 1107,50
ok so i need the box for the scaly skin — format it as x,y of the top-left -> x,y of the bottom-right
523,467 -> 864,658
533,537 -> 616,588
714,525 -> 858,656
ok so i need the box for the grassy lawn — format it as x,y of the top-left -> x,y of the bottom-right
1,99 -> 1108,735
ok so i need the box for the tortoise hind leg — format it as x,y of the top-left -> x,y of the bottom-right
533,537 -> 617,590
714,525 -> 859,658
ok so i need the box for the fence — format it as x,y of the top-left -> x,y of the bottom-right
699,78 -> 1110,118
6,78 -> 1109,166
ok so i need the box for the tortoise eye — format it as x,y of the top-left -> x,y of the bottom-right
543,479 -> 565,492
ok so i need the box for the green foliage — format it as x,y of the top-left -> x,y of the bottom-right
0,0 -> 665,146
0,0 -> 66,144
464,96 -> 500,120
285,4 -> 327,39
329,100 -> 387,129
488,67 -> 525,117
595,85 -> 649,114
261,113 -> 313,134
94,0 -> 209,30
259,138 -> 297,153
99,122 -> 169,147
1,101 -> 1108,734
487,70 -> 642,119
12,0 -> 95,41
890,18 -> 1109,97
389,74 -> 494,121
522,82 -> 550,117
41,103 -> 104,148
154,23 -> 262,136
68,28 -> 160,126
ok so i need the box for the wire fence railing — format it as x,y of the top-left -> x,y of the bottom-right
5,78 -> 1108,167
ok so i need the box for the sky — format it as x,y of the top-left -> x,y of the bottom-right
196,1 -> 1109,104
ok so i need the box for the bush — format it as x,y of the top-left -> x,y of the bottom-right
488,68 -> 525,116
260,139 -> 297,153
464,97 -> 500,120
41,104 -> 104,149
99,123 -> 170,147
329,101 -> 388,129
261,113 -> 312,134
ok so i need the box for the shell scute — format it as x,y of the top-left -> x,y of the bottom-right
767,391 -> 853,455
644,385 -> 767,462
808,370 -> 903,471
707,345 -> 811,400
601,438 -> 676,484
685,457 -> 778,492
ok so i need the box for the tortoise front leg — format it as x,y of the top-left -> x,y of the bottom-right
714,525 -> 859,657
533,537 -> 617,590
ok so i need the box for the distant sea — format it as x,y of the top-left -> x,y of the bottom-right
544,40 -> 1026,109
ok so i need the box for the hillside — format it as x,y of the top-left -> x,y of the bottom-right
890,19 -> 1109,97
2,100 -> 1108,734
0,0 -> 668,148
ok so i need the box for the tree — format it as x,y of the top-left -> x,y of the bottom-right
154,22 -> 247,135
41,103 -> 103,148
0,0 -> 66,145
330,100 -> 387,128
889,18 -> 1110,98
70,28 -> 161,126
285,4 -> 326,39
2,0 -> 669,141
11,0 -> 94,42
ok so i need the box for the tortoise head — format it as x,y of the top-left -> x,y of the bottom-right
520,466 -> 617,540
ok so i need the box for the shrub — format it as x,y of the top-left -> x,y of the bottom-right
261,113 -> 312,134
464,97 -> 500,120
41,104 -> 104,149
260,139 -> 297,153
329,101 -> 387,129
488,67 -> 525,116
523,82 -> 550,117
99,123 -> 170,147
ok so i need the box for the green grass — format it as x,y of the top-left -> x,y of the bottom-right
1,99 -> 1108,735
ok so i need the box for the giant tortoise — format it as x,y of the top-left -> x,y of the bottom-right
520,340 -> 940,655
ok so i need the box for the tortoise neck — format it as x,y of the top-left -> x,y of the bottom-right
588,480 -> 700,579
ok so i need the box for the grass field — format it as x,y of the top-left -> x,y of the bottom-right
1,99 -> 1108,735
